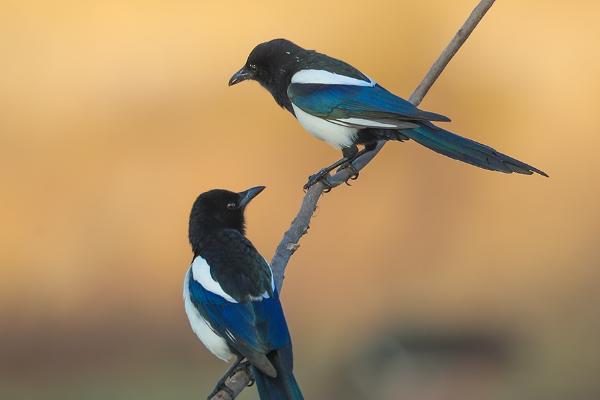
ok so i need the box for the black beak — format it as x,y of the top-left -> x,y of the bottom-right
238,186 -> 265,208
229,66 -> 253,86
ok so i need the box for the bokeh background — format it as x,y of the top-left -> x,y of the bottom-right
1,1 -> 598,399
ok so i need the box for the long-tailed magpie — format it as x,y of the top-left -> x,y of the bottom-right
229,39 -> 547,189
183,186 -> 303,400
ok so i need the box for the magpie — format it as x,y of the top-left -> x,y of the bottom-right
229,39 -> 547,189
183,186 -> 303,400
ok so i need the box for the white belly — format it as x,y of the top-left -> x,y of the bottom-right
292,104 -> 357,149
183,268 -> 234,362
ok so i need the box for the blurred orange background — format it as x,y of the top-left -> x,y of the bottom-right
1,1 -> 599,399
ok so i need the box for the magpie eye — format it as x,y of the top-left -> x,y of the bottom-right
226,202 -> 237,210
248,63 -> 257,71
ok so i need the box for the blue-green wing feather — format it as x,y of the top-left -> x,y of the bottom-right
188,276 -> 291,375
287,83 -> 450,123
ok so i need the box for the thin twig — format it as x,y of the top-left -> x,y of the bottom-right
209,1 -> 496,398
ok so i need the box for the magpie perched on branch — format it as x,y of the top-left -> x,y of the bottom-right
229,39 -> 547,190
183,186 -> 303,400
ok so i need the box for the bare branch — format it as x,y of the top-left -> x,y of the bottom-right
209,1 -> 496,398
409,0 -> 496,105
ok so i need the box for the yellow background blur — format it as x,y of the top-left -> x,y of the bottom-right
1,1 -> 599,399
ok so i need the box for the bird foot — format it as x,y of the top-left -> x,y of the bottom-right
206,359 -> 250,399
303,169 -> 334,192
337,163 -> 360,185
207,382 -> 235,400
235,361 -> 254,386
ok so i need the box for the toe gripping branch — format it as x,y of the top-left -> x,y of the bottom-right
303,143 -> 373,191
342,163 -> 360,185
207,358 -> 253,400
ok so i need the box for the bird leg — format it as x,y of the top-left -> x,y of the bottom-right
304,144 -> 377,190
342,163 -> 360,186
339,148 -> 360,185
207,356 -> 246,400
339,142 -> 378,184
303,158 -> 349,191
303,146 -> 358,191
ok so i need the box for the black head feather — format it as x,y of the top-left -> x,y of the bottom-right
229,38 -> 368,114
188,187 -> 264,256
229,39 -> 310,112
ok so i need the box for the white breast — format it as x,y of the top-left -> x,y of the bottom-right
292,104 -> 357,149
183,268 -> 234,362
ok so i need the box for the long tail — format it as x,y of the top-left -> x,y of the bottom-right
253,349 -> 303,400
399,123 -> 548,177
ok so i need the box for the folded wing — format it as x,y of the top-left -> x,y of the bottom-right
287,83 -> 450,129
188,275 -> 291,377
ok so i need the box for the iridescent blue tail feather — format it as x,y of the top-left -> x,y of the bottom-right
403,123 -> 548,177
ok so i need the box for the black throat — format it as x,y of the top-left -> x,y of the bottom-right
257,55 -> 306,115
261,76 -> 295,114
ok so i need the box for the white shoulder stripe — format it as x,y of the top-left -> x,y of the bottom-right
264,256 -> 276,293
249,257 -> 276,301
191,256 -> 237,303
291,69 -> 375,87
336,117 -> 398,128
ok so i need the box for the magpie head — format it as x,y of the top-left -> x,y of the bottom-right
189,186 -> 265,244
229,39 -> 307,109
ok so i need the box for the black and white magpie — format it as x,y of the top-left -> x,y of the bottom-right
229,39 -> 547,189
183,186 -> 303,399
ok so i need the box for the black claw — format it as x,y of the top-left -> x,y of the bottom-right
241,363 -> 255,387
321,176 -> 334,192
245,363 -> 255,386
336,162 -> 360,179
303,169 -> 333,191
232,363 -> 245,374
303,175 -> 318,191
340,164 -> 359,186
347,164 -> 360,180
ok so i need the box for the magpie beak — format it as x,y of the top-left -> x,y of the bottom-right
229,67 -> 253,86
238,186 -> 265,208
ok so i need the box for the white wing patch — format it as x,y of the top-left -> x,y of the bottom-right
191,256 -> 237,303
183,269 -> 234,362
292,69 -> 375,87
